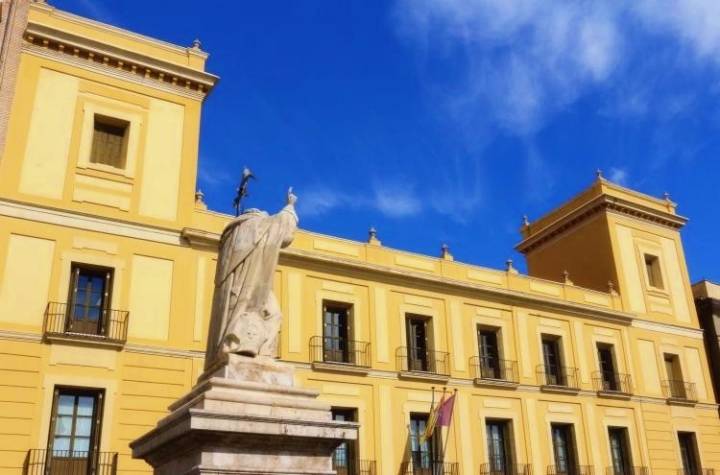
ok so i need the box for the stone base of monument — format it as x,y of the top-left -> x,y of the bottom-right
130,354 -> 358,475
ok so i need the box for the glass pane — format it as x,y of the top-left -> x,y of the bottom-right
52,436 -> 71,452
87,306 -> 101,321
57,395 -> 75,415
73,436 -> 90,453
75,416 -> 93,436
77,396 -> 95,416
55,415 -> 73,436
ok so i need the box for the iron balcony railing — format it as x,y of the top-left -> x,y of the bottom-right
662,380 -> 698,402
401,459 -> 459,475
480,463 -> 533,475
310,336 -> 370,368
605,467 -> 650,475
396,347 -> 450,376
332,459 -> 377,475
537,365 -> 580,389
547,466 -> 594,475
25,449 -> 118,475
471,356 -> 519,384
44,302 -> 129,344
592,371 -> 632,395
677,469 -> 715,475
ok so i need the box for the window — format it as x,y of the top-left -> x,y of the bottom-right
478,327 -> 501,379
644,254 -> 664,290
597,344 -> 618,391
68,264 -> 113,336
90,114 -> 129,169
409,413 -> 438,473
678,432 -> 700,475
332,408 -> 358,475
47,388 -> 104,473
542,336 -> 564,386
486,420 -> 513,474
323,302 -> 352,364
664,354 -> 686,398
551,424 -> 577,475
406,315 -> 431,372
608,427 -> 633,475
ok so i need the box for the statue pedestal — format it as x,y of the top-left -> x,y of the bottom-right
130,354 -> 358,474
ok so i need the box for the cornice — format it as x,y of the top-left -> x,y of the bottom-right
517,194 -> 688,254
22,22 -> 218,100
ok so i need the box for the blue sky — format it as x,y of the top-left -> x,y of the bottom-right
58,0 -> 719,282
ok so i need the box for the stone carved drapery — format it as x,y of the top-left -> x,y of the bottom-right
204,201 -> 297,368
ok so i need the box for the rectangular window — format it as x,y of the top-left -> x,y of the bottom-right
47,387 -> 104,473
68,264 -> 113,336
597,344 -> 618,391
331,408 -> 358,475
478,327 -> 501,379
542,336 -> 564,386
90,114 -> 129,169
608,427 -> 633,475
406,315 -> 431,372
486,419 -> 513,473
664,354 -> 686,398
551,424 -> 577,475
323,302 -> 352,364
409,413 -> 437,472
644,254 -> 664,290
678,432 -> 700,475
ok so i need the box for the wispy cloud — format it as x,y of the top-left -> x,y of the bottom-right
394,0 -> 720,135
608,167 -> 629,185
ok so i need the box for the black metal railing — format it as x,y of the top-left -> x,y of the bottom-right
547,466 -> 594,475
332,459 -> 377,475
480,463 -> 533,475
401,459 -> 459,475
537,365 -> 580,389
44,302 -> 129,344
592,371 -> 632,395
471,357 -> 519,383
662,380 -> 697,402
25,449 -> 118,475
396,347 -> 450,376
605,467 -> 650,475
676,469 -> 715,475
310,336 -> 370,367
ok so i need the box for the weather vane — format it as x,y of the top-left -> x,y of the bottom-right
233,166 -> 255,216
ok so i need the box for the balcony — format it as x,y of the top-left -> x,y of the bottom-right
332,459 -> 377,475
605,467 -> 650,475
537,365 -> 580,393
43,302 -> 129,348
310,336 -> 370,374
592,371 -> 632,398
396,347 -> 450,381
662,380 -> 698,404
25,449 -> 118,475
480,463 -> 533,474
471,357 -> 519,388
547,466 -> 594,475
401,459 -> 459,475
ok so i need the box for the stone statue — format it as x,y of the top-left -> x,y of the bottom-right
204,187 -> 298,368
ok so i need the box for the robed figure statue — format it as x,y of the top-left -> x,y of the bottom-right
205,188 -> 298,368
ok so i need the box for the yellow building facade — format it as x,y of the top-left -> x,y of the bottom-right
0,3 -> 719,475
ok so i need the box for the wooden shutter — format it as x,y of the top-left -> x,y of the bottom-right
100,270 -> 112,335
67,267 -> 81,331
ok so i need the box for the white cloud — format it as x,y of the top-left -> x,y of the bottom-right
373,182 -> 422,218
394,0 -> 720,135
608,167 -> 629,185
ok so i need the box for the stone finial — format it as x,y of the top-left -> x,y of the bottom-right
563,270 -> 574,286
191,38 -> 203,50
663,191 -> 671,201
596,168 -> 603,179
522,215 -> 530,227
505,259 -> 519,275
195,189 -> 207,210
440,243 -> 453,261
368,226 -> 381,246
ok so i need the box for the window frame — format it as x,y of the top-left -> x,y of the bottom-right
406,314 -> 433,372
643,253 -> 665,291
331,407 -> 358,475
322,301 -> 353,364
541,334 -> 565,386
89,113 -> 131,170
67,262 -> 114,336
